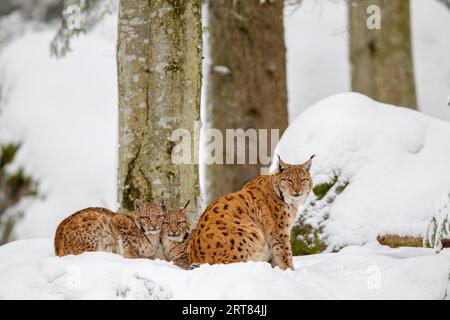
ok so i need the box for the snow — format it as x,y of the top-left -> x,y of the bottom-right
284,0 -> 350,121
0,239 -> 449,299
0,0 -> 448,243
0,0 -> 448,301
0,15 -> 118,239
411,0 -> 450,120
275,92 -> 450,249
425,192 -> 450,251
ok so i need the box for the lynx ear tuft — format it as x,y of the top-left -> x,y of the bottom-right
157,194 -> 166,210
302,154 -> 315,172
182,200 -> 190,212
134,199 -> 144,212
278,155 -> 288,173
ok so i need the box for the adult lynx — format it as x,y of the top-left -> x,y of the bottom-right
54,198 -> 165,259
188,156 -> 314,270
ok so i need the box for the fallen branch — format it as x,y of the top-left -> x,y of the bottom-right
376,234 -> 424,248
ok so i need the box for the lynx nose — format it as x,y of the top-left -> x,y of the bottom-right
292,191 -> 301,197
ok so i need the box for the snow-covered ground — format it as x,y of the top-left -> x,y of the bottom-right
0,0 -> 448,301
276,93 -> 450,249
0,239 -> 449,299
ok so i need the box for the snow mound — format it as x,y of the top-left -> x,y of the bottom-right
276,93 -> 450,248
0,239 -> 449,299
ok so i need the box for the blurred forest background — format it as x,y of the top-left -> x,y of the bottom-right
0,0 -> 449,252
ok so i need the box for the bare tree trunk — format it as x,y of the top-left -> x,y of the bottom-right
117,0 -> 202,223
205,0 -> 288,203
349,0 -> 417,109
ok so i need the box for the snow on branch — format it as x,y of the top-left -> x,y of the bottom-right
424,193 -> 450,251
50,0 -> 116,58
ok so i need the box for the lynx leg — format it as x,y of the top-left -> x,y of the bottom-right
111,215 -> 142,259
269,232 -> 294,270
173,254 -> 190,270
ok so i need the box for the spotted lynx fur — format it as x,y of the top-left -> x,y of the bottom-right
188,156 -> 314,270
54,198 -> 166,259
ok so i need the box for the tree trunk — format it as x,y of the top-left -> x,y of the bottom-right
205,0 -> 288,203
349,0 -> 417,109
117,0 -> 202,223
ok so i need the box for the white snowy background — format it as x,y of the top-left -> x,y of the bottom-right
0,0 -> 449,299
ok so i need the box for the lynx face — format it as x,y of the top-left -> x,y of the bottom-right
273,156 -> 314,205
134,198 -> 166,235
162,203 -> 190,241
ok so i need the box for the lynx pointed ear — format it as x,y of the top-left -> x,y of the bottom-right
157,194 -> 166,210
278,155 -> 289,173
302,154 -> 315,172
134,199 -> 144,212
182,200 -> 190,212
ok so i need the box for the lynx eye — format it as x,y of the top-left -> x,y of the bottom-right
285,179 -> 293,184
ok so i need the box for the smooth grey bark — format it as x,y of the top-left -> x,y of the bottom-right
205,0 -> 288,203
117,0 -> 202,223
349,0 -> 417,109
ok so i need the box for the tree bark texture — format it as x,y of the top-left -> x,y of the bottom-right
117,0 -> 202,223
349,0 -> 417,109
205,0 -> 288,203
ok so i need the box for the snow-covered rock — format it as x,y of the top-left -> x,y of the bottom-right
276,93 -> 450,249
285,0 -> 450,121
0,239 -> 449,299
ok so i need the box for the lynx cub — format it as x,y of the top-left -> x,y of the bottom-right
188,156 -> 314,270
54,197 -> 166,259
160,201 -> 191,269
